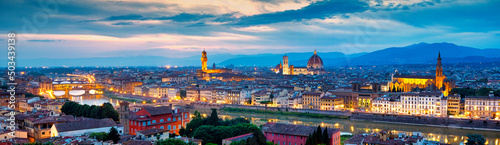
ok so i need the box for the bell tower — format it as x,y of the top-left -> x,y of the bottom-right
283,54 -> 289,75
201,49 -> 208,71
118,102 -> 130,135
435,51 -> 445,89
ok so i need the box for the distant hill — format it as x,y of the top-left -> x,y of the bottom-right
10,42 -> 500,67
217,52 -> 366,66
344,42 -> 500,66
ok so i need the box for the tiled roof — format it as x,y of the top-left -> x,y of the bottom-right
54,118 -> 117,132
124,140 -> 153,145
262,123 -> 339,137
222,133 -> 253,142
137,128 -> 169,136
142,106 -> 172,116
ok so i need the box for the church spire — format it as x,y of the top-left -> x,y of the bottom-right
314,49 -> 317,55
438,51 -> 441,59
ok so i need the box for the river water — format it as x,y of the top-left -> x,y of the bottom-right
72,97 -> 500,145
192,109 -> 500,145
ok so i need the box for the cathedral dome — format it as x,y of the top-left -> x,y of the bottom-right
307,50 -> 323,69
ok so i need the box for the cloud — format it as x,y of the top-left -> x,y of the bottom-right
27,39 -> 64,42
229,0 -> 370,26
111,22 -> 135,25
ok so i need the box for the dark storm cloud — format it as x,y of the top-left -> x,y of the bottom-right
229,0 -> 370,26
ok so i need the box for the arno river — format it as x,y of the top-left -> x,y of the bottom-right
194,109 -> 500,145
73,96 -> 500,145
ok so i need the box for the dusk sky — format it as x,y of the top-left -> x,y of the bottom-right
2,0 -> 500,59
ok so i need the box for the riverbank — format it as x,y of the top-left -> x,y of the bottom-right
223,107 -> 349,119
214,105 -> 500,132
103,91 -> 141,102
191,108 -> 500,145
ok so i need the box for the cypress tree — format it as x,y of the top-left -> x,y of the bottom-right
316,125 -> 322,144
322,127 -> 329,144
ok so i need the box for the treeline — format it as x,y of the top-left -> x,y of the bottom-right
305,126 -> 330,145
450,87 -> 500,97
60,102 -> 119,121
180,109 -> 272,145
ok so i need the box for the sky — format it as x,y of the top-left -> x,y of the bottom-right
1,0 -> 500,59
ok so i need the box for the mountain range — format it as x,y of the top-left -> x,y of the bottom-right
10,42 -> 500,67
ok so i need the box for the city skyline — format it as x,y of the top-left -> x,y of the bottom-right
2,0 -> 500,60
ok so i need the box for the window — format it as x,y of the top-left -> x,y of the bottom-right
152,120 -> 156,123
143,122 -> 146,126
168,125 -> 171,130
160,126 -> 164,129
178,117 -> 181,120
178,125 -> 181,129
168,118 -> 171,121
173,126 -> 176,130
160,119 -> 164,122
148,121 -> 151,125
42,132 -> 45,135
185,114 -> 188,118
173,118 -> 176,121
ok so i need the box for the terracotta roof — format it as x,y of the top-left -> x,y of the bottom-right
222,133 -> 253,142
54,118 -> 117,132
262,123 -> 339,137
124,140 -> 153,145
142,106 -> 172,116
137,128 -> 169,136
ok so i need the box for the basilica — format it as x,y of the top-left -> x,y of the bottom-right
389,52 -> 454,96
274,50 -> 326,75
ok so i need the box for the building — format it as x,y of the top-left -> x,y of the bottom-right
277,50 -> 326,75
136,128 -> 169,141
122,81 -> 143,94
50,118 -> 122,137
262,122 -> 341,145
128,105 -> 190,135
447,95 -> 461,115
344,131 -> 446,145
320,94 -> 344,111
389,52 -> 454,96
302,92 -> 323,109
400,92 -> 448,117
1,91 -> 25,108
464,95 -> 500,119
24,115 -> 78,139
372,95 -> 401,114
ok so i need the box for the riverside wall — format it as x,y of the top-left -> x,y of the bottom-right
187,103 -> 500,131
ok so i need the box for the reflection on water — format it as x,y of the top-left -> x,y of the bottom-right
70,95 -> 116,106
193,109 -> 500,145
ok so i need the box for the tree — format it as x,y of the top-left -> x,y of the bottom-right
466,134 -> 486,145
90,132 -> 108,141
246,129 -> 267,145
476,88 -> 491,96
156,138 -> 197,145
207,108 -> 220,126
315,125 -> 322,144
108,127 -> 121,144
322,127 -> 329,144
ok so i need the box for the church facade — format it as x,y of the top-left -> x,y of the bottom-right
389,52 -> 454,96
274,50 -> 326,75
